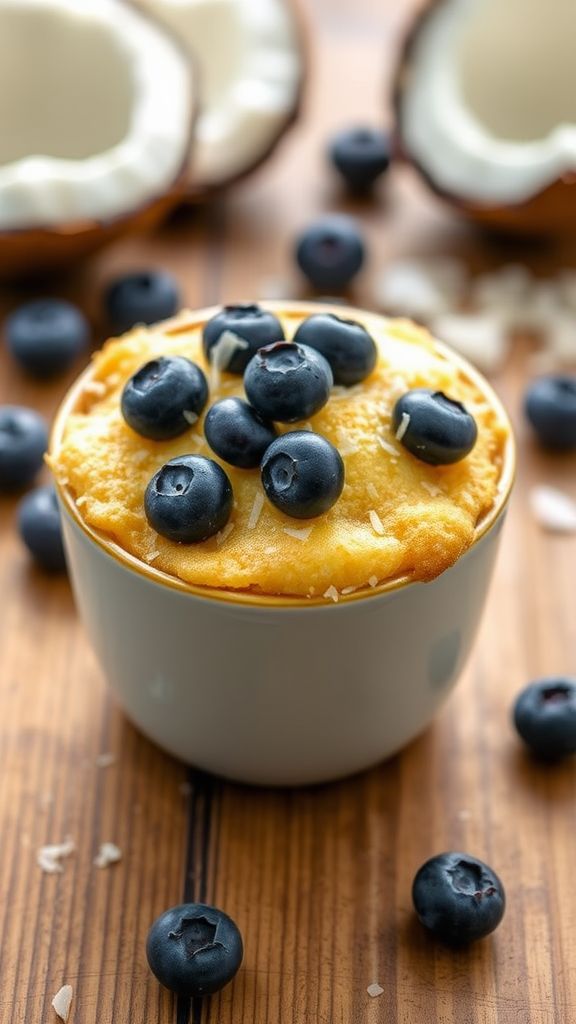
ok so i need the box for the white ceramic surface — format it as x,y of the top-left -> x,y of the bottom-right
59,501 -> 507,786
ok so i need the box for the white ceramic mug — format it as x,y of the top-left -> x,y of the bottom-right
51,305 -> 515,786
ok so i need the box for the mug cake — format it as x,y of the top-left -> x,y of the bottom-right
49,302 -> 509,601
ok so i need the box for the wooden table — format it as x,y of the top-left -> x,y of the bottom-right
2,2 -> 576,1021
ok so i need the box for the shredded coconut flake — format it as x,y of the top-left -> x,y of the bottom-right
367,482 -> 379,501
323,585 -> 339,603
341,585 -> 358,595
75,495 -> 87,508
144,550 -> 160,564
264,545 -> 276,555
183,410 -> 198,426
300,421 -> 313,431
367,983 -> 384,999
336,430 -> 359,456
95,752 -> 116,768
377,434 -> 399,459
530,485 -> 576,533
132,449 -> 149,465
395,412 -> 410,442
420,480 -> 444,497
94,842 -> 122,869
283,526 -> 313,541
37,838 -> 75,874
209,330 -> 249,391
52,984 -> 73,1022
216,522 -> 235,546
368,575 -> 379,588
84,380 -> 106,398
247,492 -> 265,530
369,510 -> 385,536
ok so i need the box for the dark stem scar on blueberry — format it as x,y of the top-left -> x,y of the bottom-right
168,915 -> 226,959
539,685 -> 572,703
447,859 -> 496,901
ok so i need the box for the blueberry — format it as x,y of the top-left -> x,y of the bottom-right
0,405 -> 48,490
244,342 -> 333,423
121,357 -> 208,441
105,270 -> 180,334
204,398 -> 277,469
328,126 -> 391,192
524,375 -> 576,449
18,485 -> 66,571
261,431 -> 345,519
412,852 -> 506,945
145,455 -> 233,543
295,215 -> 365,292
513,678 -> 576,759
391,389 -> 477,465
5,299 -> 89,378
146,902 -> 243,998
203,303 -> 284,375
292,313 -> 377,386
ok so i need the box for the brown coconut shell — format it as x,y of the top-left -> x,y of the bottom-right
182,0 -> 308,201
393,0 -> 576,236
0,3 -> 198,280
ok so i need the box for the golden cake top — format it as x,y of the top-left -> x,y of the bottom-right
49,303 -> 511,600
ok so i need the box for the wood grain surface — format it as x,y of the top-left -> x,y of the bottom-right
2,2 -> 576,1022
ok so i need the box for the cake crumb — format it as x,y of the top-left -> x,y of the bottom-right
367,983 -> 384,999
283,526 -> 313,541
369,510 -> 385,536
94,842 -> 122,869
95,752 -> 116,768
52,984 -> 73,1022
323,585 -> 339,603
37,838 -> 75,874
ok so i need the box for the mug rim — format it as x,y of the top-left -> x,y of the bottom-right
50,300 -> 516,609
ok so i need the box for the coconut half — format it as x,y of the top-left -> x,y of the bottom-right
395,0 -> 576,233
0,0 -> 196,275
139,0 -> 305,196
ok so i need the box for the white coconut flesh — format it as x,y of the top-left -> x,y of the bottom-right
400,0 -> 576,204
0,0 -> 194,230
140,0 -> 302,188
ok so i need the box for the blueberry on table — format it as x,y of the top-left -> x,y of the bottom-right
244,341 -> 333,423
104,270 -> 180,334
18,485 -> 66,571
0,405 -> 48,490
203,304 -> 285,375
261,431 -> 345,519
295,215 -> 365,292
146,902 -> 243,998
293,313 -> 377,386
204,397 -> 277,469
145,455 -> 233,543
328,126 -> 391,192
412,852 -> 506,945
513,678 -> 576,759
5,299 -> 89,378
524,375 -> 576,449
391,389 -> 477,466
121,356 -> 208,441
